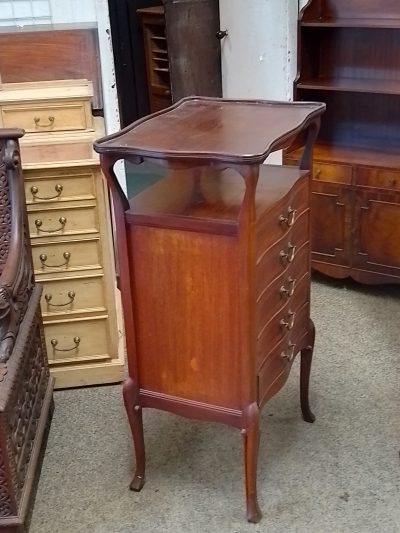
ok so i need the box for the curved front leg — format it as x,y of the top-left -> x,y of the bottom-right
123,377 -> 146,491
300,318 -> 316,423
242,403 -> 262,523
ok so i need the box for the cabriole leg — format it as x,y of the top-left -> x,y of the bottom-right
242,403 -> 262,523
300,318 -> 316,423
123,377 -> 146,491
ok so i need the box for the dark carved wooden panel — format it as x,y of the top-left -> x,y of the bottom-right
0,130 -> 54,532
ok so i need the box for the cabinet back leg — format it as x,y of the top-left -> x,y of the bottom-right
300,318 -> 316,423
123,377 -> 146,491
242,403 -> 262,523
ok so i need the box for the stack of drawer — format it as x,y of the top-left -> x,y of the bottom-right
255,168 -> 311,407
0,80 -> 124,388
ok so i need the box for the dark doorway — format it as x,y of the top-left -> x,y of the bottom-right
107,0 -> 163,127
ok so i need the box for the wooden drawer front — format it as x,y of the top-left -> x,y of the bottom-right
313,162 -> 352,184
257,304 -> 309,406
1,101 -> 92,133
256,175 -> 309,252
41,275 -> 106,319
32,238 -> 102,274
25,171 -> 96,205
256,267 -> 309,335
44,317 -> 111,365
355,167 -> 400,191
28,205 -> 98,239
256,210 -> 309,294
256,275 -> 309,364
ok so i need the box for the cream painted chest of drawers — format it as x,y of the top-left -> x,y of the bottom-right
0,80 -> 124,388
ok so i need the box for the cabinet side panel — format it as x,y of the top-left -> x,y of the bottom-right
129,225 -> 241,410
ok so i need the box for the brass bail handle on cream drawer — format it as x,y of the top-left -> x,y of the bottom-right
51,336 -> 80,352
280,343 -> 296,363
34,115 -> 55,128
31,184 -> 63,201
279,206 -> 297,227
280,277 -> 296,298
279,242 -> 296,264
40,251 -> 71,268
280,310 -> 296,331
45,291 -> 75,307
35,217 -> 67,233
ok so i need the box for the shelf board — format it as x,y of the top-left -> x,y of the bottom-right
297,77 -> 400,95
287,142 -> 400,169
153,67 -> 169,74
302,18 -> 400,29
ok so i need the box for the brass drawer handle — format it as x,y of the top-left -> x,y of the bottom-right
45,291 -> 75,307
280,310 -> 296,331
31,184 -> 63,200
314,169 -> 321,179
280,342 -> 296,363
280,277 -> 296,298
280,243 -> 296,264
279,206 -> 297,227
34,115 -> 55,128
39,251 -> 71,268
35,216 -> 67,233
50,336 -> 80,352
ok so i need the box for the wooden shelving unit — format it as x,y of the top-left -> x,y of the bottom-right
286,0 -> 400,284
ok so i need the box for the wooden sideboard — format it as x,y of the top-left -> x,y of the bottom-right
286,0 -> 400,284
0,81 -> 124,388
94,97 -> 325,522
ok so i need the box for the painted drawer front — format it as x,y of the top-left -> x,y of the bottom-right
41,275 -> 106,318
45,317 -> 111,364
32,238 -> 102,274
25,171 -> 96,205
28,204 -> 98,238
1,101 -> 92,133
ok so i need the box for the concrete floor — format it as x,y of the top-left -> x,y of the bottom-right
30,277 -> 400,533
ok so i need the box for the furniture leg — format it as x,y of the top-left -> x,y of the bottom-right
123,377 -> 146,491
300,318 -> 316,423
242,403 -> 262,523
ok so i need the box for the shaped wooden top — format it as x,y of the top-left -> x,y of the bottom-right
94,97 -> 325,165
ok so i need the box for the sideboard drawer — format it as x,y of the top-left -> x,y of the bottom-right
32,238 -> 102,274
1,101 -> 92,133
45,317 -> 111,364
41,275 -> 106,318
28,205 -> 99,239
313,162 -> 352,184
355,167 -> 400,191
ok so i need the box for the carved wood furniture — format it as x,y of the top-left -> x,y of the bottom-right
285,0 -> 400,284
0,81 -> 124,389
0,129 -> 54,533
94,97 -> 325,522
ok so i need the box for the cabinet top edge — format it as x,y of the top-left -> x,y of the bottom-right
93,97 -> 325,165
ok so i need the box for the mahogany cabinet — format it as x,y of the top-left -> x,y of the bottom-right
286,0 -> 400,284
94,97 -> 325,522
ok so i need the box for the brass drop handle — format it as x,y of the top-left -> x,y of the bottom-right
31,184 -> 63,200
45,291 -> 75,307
280,243 -> 296,264
279,206 -> 297,227
39,251 -> 71,268
314,169 -> 321,179
280,310 -> 296,331
34,115 -> 55,128
280,343 -> 296,363
50,336 -> 80,352
35,216 -> 67,233
279,277 -> 296,298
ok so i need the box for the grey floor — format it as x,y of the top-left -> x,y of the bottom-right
30,277 -> 400,533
